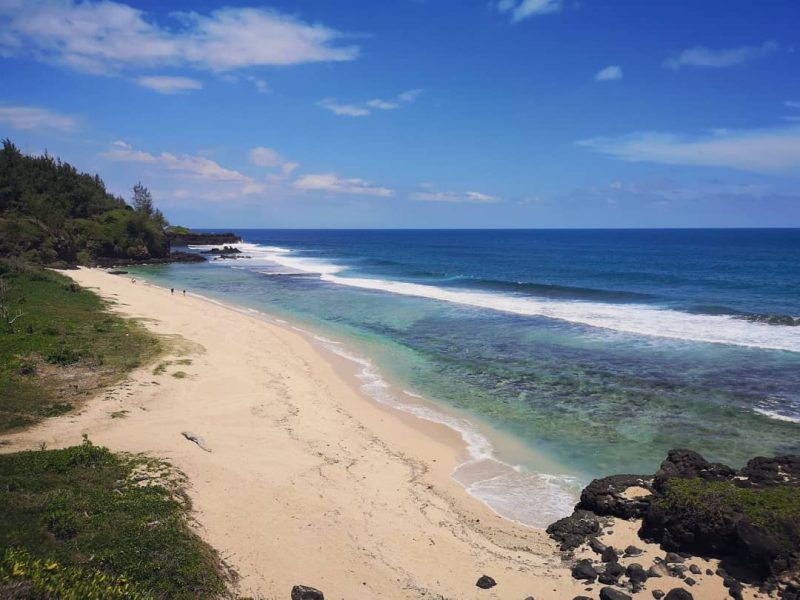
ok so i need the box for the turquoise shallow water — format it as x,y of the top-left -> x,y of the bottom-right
129,229 -> 800,526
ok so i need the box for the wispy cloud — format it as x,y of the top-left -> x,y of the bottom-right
293,173 -> 393,197
102,141 -> 251,181
136,76 -> 203,94
0,1 -> 358,77
317,99 -> 370,117
0,104 -> 78,131
595,65 -> 622,81
318,89 -> 423,117
493,0 -> 564,22
411,184 -> 500,203
664,41 -> 778,70
578,126 -> 800,174
248,147 -> 298,174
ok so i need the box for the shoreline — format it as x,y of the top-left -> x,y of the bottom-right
1,267 -> 587,598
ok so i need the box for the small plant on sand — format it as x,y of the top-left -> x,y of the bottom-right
172,371 -> 188,379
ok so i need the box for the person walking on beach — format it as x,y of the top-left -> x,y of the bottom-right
182,290 -> 186,296
171,288 -> 174,295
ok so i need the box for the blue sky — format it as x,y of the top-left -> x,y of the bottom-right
1,0 -> 799,228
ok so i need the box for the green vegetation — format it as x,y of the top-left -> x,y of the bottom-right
0,261 -> 160,432
662,477 -> 800,529
0,140 -> 169,265
0,438 -> 228,598
172,371 -> 188,379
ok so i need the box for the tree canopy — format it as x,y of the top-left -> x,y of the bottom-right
0,140 -> 170,264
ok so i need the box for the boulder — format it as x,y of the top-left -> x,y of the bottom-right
291,585 -> 324,600
599,587 -> 632,600
601,546 -> 619,563
579,474 -> 654,519
626,563 -> 649,585
664,589 -> 693,600
547,510 -> 602,550
571,559 -> 598,582
624,545 -> 643,557
652,591 -> 665,599
475,575 -> 496,589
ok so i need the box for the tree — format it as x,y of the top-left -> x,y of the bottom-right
132,182 -> 154,216
0,277 -> 24,333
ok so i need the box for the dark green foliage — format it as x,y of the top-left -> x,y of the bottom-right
0,439 -> 228,598
0,140 -> 169,265
0,263 -> 161,432
662,478 -> 800,531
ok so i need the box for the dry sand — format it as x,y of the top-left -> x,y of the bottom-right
0,268 -> 759,599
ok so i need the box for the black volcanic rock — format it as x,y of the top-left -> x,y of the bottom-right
664,589 -> 693,600
579,474 -> 654,518
599,587 -> 632,600
291,585 -> 324,600
167,231 -> 241,246
546,510 -> 603,550
551,448 -> 800,596
475,575 -> 496,589
571,559 -> 598,582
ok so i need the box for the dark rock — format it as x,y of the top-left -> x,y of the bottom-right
598,572 -> 618,585
739,455 -> 800,488
684,577 -> 696,586
167,231 -> 241,247
705,569 -> 713,576
664,590 -> 693,600
665,553 -> 684,564
653,449 -> 735,493
605,561 -> 625,578
601,546 -> 619,562
571,560 -> 598,582
626,563 -> 649,585
475,575 -> 496,589
652,591 -> 665,599
599,587 -> 632,600
624,545 -> 643,557
107,269 -> 128,274
589,537 -> 608,554
203,245 -> 242,255
648,563 -> 668,578
291,585 -> 324,600
572,597 -> 592,600
578,474 -> 653,519
546,510 -> 602,550
688,564 -> 701,575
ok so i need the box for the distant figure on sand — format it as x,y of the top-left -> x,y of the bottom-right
182,290 -> 186,296
171,288 -> 174,295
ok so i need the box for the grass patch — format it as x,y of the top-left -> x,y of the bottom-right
152,361 -> 169,376
174,358 -> 192,366
662,477 -> 800,529
110,410 -> 129,419
0,438 -> 229,598
0,262 -> 161,432
172,371 -> 188,379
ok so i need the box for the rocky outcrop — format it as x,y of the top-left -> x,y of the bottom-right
94,251 -> 206,267
167,231 -> 241,247
202,245 -> 242,255
579,474 -> 654,519
552,448 -> 800,598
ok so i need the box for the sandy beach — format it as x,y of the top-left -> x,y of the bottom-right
0,268 -> 758,599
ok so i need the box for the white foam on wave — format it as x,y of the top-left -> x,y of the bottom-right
219,242 -> 800,353
753,409 -> 800,424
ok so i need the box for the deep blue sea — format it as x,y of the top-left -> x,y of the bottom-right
132,229 -> 800,526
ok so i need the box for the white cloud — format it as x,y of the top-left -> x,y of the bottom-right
0,104 -> 78,131
319,89 -> 423,117
248,146 -> 298,174
578,126 -> 800,174
136,76 -> 203,94
246,76 -> 269,94
664,41 -> 778,70
293,173 -> 393,197
102,143 -> 251,181
595,65 -> 622,81
786,101 -> 800,110
494,0 -> 563,22
317,98 -> 370,117
0,1 -> 358,76
410,185 -> 500,203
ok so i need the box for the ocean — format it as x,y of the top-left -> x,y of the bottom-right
131,229 -> 800,527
